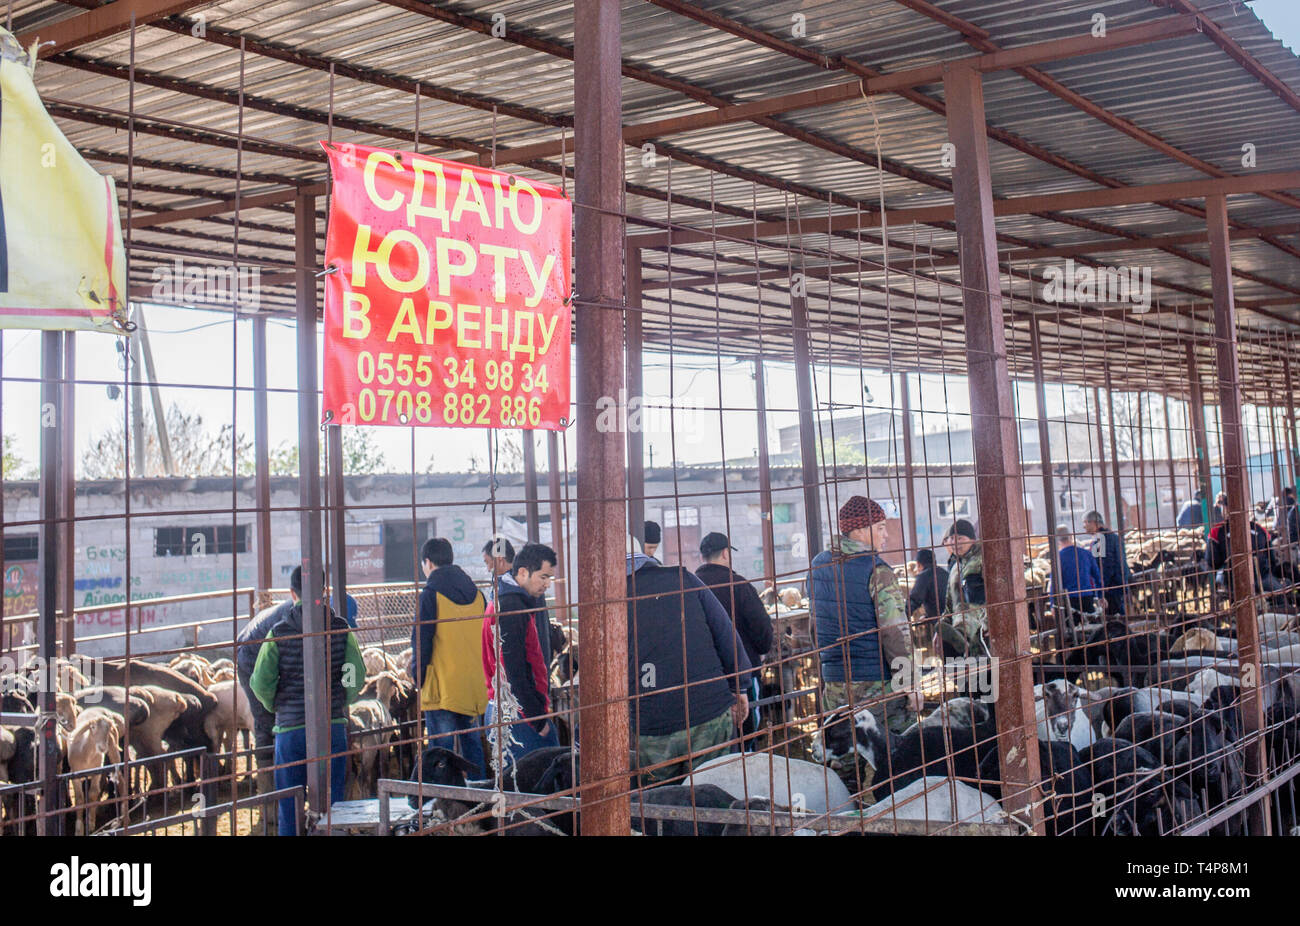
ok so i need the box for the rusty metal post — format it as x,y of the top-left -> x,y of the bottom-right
295,191 -> 329,822
1134,391 -> 1146,531
1093,386 -> 1111,527
1264,394 -> 1283,511
253,314 -> 273,594
1104,370 -> 1124,532
1029,316 -> 1064,647
754,358 -> 777,589
791,295 -> 823,558
546,432 -> 569,616
1187,344 -> 1214,525
60,332 -> 76,656
37,330 -> 63,834
1206,193 -> 1268,834
574,0 -> 630,836
626,249 -> 646,544
1162,394 -> 1180,525
899,371 -> 919,557
944,64 -> 1044,834
522,432 -> 541,542
326,425 -> 346,630
1284,353 -> 1298,498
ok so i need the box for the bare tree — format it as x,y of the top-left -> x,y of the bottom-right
80,403 -> 253,479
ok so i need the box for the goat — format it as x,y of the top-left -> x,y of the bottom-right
66,708 -> 124,836
346,697 -> 394,799
635,783 -> 736,836
823,707 -> 996,805
361,647 -> 391,678
1035,680 -> 1096,751
99,660 -> 219,784
1113,711 -> 1183,768
55,692 -> 79,731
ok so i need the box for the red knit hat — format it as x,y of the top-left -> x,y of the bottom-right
838,496 -> 886,535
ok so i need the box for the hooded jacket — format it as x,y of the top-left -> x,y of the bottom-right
411,564 -> 489,716
483,574 -> 551,730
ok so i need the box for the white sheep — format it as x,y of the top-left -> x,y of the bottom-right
858,776 -> 1006,829
686,753 -> 853,815
203,680 -> 254,768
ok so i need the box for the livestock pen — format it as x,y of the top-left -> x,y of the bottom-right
3,0 -> 1300,837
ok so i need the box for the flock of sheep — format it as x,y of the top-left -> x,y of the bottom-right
0,642 -> 421,835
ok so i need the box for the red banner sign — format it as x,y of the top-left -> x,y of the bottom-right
321,142 -> 572,429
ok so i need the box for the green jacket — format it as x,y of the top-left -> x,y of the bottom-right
250,608 -> 366,734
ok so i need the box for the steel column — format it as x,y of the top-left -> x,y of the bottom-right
626,249 -> 646,543
943,64 -> 1043,834
1267,390 -> 1283,507
1134,392 -> 1146,531
253,315 -> 272,594
1187,343 -> 1214,525
899,372 -> 919,557
791,295 -> 823,557
754,358 -> 777,589
1206,193 -> 1269,834
294,192 -> 329,820
1104,371 -> 1124,532
326,424 -> 346,636
573,0 -> 630,836
37,331 -> 63,834
522,432 -> 540,542
1162,394 -> 1179,525
129,316 -> 146,476
1285,353 -> 1298,497
60,332 -> 76,657
546,432 -> 569,616
1091,386 -> 1111,527
1029,316 -> 1064,644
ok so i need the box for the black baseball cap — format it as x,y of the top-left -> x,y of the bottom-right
700,532 -> 736,557
644,520 -> 662,545
943,519 -> 977,541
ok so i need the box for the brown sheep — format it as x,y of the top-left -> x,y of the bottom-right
67,708 -> 124,836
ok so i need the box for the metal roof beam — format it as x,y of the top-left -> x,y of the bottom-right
18,0 -> 218,57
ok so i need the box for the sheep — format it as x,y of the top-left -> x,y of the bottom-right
55,692 -> 79,730
361,647 -> 394,678
98,660 -> 219,779
1188,668 -> 1238,705
687,752 -> 853,815
209,658 -> 234,674
1035,680 -> 1096,751
0,726 -> 14,782
203,680 -> 255,772
636,783 -> 737,836
861,776 -> 1007,829
66,708 -> 124,836
1113,711 -> 1183,767
778,587 -> 802,609
405,745 -> 482,820
1171,627 -> 1220,656
1077,738 -> 1166,835
169,656 -> 215,690
346,697 -> 394,799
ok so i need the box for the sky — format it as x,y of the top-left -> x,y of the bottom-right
4,3 -> 1299,478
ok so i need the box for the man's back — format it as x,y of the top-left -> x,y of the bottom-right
694,561 -> 773,671
908,564 -> 949,618
413,564 -> 487,715
627,563 -> 746,736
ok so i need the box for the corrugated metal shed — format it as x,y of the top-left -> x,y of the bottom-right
16,0 -> 1300,398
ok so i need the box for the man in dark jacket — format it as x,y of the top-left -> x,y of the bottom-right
1082,511 -> 1132,617
236,567 -> 303,801
483,542 -> 559,773
250,594 -> 365,836
1177,489 -> 1208,528
906,548 -> 949,621
413,538 -> 489,779
1208,516 -> 1282,600
695,531 -> 773,746
628,534 -> 751,785
643,520 -> 662,560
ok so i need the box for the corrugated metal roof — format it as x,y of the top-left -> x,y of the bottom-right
20,0 -> 1300,400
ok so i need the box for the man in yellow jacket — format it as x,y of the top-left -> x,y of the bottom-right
411,538 -> 489,779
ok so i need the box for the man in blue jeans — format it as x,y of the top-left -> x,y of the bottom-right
250,596 -> 365,835
483,543 -> 560,773
413,538 -> 490,779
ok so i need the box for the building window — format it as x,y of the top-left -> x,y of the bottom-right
936,497 -> 970,518
1058,491 -> 1086,512
3,534 -> 38,562
154,525 -> 250,557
